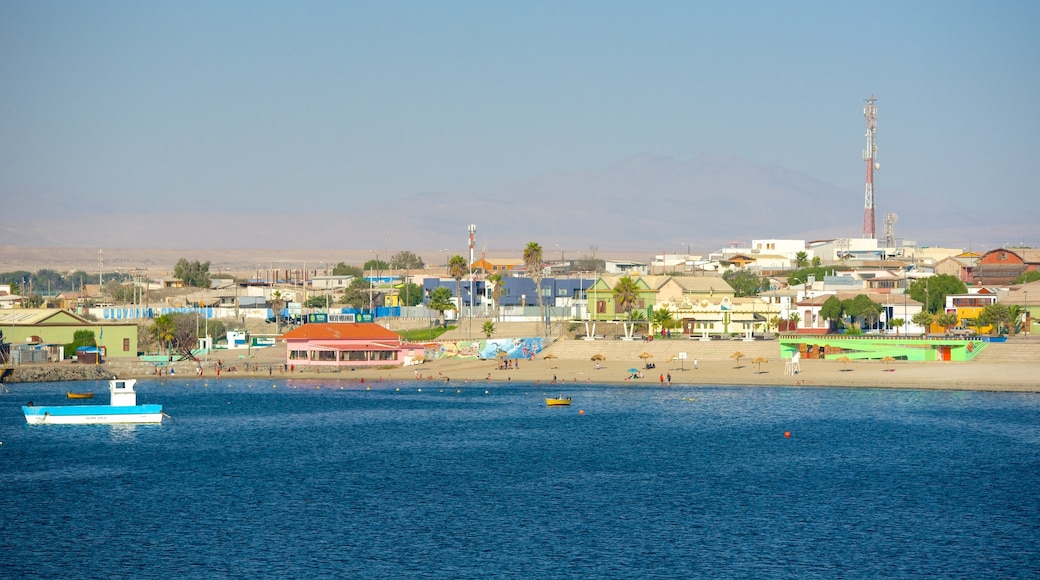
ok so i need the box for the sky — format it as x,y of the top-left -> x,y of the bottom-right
2,0 -> 1038,251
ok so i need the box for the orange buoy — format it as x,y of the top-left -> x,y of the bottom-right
579,409 -> 585,415
784,431 -> 791,438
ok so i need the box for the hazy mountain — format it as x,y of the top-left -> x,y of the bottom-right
2,152 -> 1032,255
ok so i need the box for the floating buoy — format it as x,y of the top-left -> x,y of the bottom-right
418,388 -> 422,392
395,387 -> 400,392
484,390 -> 489,394
784,431 -> 791,438
579,409 -> 585,415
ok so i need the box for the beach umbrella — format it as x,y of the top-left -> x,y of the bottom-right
543,353 -> 557,360
836,355 -> 852,371
730,351 -> 746,368
752,356 -> 768,374
881,355 -> 895,371
628,368 -> 639,373
496,350 -> 509,359
638,352 -> 653,359
591,354 -> 606,361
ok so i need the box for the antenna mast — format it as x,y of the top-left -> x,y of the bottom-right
862,95 -> 878,239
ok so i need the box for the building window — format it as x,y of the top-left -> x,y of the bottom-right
597,300 -> 606,313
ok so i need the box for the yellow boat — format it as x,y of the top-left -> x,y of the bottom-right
545,396 -> 572,406
66,391 -> 95,399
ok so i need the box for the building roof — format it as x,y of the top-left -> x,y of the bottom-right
279,322 -> 403,341
0,308 -> 91,325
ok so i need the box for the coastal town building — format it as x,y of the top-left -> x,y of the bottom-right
279,322 -> 425,368
0,308 -> 139,359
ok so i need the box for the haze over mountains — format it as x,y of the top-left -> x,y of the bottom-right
2,153 -> 1032,257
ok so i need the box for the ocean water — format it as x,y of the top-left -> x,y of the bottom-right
1,378 -> 1038,579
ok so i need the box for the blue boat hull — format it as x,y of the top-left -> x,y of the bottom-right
23,404 -> 164,425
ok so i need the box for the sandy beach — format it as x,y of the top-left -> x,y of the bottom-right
109,339 -> 1040,393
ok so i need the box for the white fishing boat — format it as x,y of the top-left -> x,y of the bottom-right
23,378 -> 163,425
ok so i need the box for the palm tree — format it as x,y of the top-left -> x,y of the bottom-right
795,251 -> 809,268
482,320 -> 495,339
448,255 -> 468,323
487,273 -> 504,321
652,307 -> 675,337
787,312 -> 802,332
523,242 -> 544,334
270,290 -> 286,330
152,314 -> 175,355
428,286 -> 455,327
612,276 -> 640,338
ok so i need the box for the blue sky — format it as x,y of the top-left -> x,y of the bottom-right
2,1 -> 1038,248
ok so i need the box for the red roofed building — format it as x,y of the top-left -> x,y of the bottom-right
279,322 -> 427,368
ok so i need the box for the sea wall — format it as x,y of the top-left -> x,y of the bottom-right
2,363 -> 119,383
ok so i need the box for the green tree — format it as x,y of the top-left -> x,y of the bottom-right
795,251 -> 809,268
811,256 -> 821,267
23,294 -> 44,308
363,259 -> 389,271
397,282 -> 423,307
981,303 -> 1011,335
911,310 -> 934,334
64,329 -> 97,358
722,269 -> 763,297
338,278 -> 370,309
523,242 -> 545,334
332,263 -> 363,278
1012,271 -> 1040,284
428,286 -> 455,326
173,258 -> 212,288
482,320 -> 495,339
305,295 -> 331,308
937,312 -> 958,334
889,318 -> 905,335
843,295 -> 882,332
820,295 -> 845,332
389,251 -> 425,270
909,274 -> 967,314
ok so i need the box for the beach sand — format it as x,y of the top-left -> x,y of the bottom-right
118,340 -> 1040,393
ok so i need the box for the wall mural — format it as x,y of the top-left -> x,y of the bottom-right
428,337 -> 545,361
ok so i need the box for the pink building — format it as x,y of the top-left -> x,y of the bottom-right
279,323 -> 427,368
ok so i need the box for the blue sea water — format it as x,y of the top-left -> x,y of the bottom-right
1,378 -> 1039,579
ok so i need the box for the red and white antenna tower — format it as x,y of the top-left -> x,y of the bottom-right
862,95 -> 879,239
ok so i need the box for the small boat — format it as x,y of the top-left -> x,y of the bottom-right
545,396 -> 572,406
66,391 -> 95,399
24,379 -> 163,425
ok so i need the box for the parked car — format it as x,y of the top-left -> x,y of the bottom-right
949,326 -> 976,337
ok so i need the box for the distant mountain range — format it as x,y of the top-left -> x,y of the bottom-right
2,152 -> 1031,256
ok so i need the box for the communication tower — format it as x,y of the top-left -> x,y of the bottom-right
883,212 -> 898,249
862,95 -> 879,239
